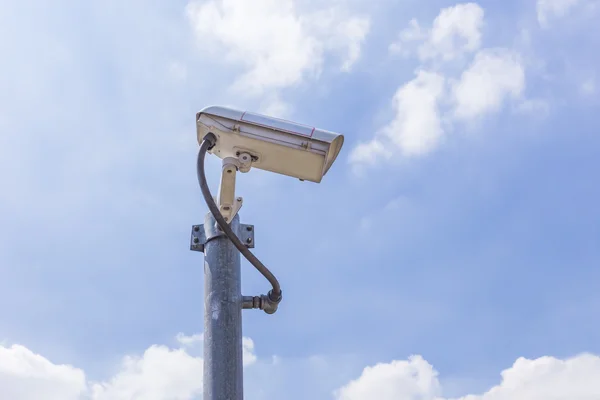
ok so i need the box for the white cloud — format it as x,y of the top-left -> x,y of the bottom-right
0,333 -> 258,400
0,345 -> 86,400
348,139 -> 392,166
308,7 -> 371,73
537,0 -> 581,27
349,70 -> 445,165
390,3 -> 484,61
337,17 -> 371,72
175,333 -> 203,347
186,0 -> 370,97
383,71 -> 446,156
1,340 -> 600,400
90,336 -> 256,399
334,356 -> 441,400
352,4 -> 528,169
242,337 -> 258,367
260,93 -> 294,118
452,49 -> 525,120
422,3 -> 484,61
389,19 -> 426,57
90,345 -> 203,400
335,353 -> 600,400
461,354 -> 600,400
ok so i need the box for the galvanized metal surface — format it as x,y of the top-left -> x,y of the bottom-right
203,213 -> 244,400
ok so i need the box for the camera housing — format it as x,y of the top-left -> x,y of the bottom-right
196,106 -> 345,183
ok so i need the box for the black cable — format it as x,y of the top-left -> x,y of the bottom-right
197,133 -> 282,302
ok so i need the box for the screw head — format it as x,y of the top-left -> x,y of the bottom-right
237,197 -> 242,202
193,226 -> 200,232
246,226 -> 253,231
246,237 -> 253,244
193,237 -> 200,244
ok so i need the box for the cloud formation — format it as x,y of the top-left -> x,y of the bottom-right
349,71 -> 446,164
0,345 -> 86,400
537,0 -> 581,27
351,3 -> 525,168
90,345 -> 204,400
335,356 -> 440,400
186,0 -> 370,114
390,3 -> 485,61
336,353 -> 600,400
0,335 -> 256,400
452,48 -> 525,120
1,340 -> 599,400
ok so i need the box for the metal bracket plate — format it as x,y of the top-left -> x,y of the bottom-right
190,224 -> 255,252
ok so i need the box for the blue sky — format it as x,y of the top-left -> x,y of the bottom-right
1,0 -> 600,398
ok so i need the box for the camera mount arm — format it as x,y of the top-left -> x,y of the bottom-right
217,151 -> 253,223
197,133 -> 282,314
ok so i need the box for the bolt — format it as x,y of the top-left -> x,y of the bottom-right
246,226 -> 253,231
237,197 -> 242,202
193,226 -> 200,232
224,217 -> 229,221
193,237 -> 200,244
246,237 -> 253,244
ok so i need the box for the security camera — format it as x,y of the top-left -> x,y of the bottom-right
196,106 -> 344,183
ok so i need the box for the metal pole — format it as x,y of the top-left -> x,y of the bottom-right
203,212 -> 244,400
